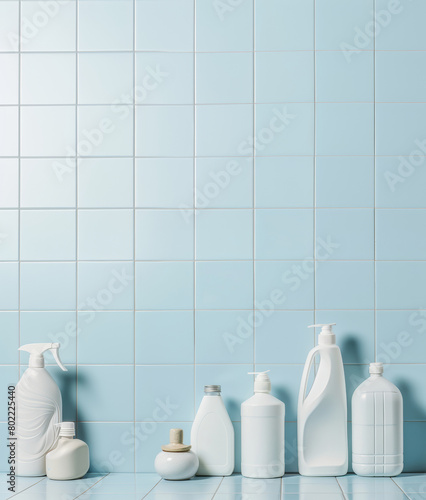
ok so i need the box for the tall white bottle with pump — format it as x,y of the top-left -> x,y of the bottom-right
298,324 -> 348,476
16,343 -> 67,476
241,371 -> 285,478
352,362 -> 403,476
191,385 -> 234,476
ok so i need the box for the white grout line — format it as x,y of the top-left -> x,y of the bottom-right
193,0 -> 197,417
211,476 -> 225,499
75,0 -> 79,431
252,0 -> 256,373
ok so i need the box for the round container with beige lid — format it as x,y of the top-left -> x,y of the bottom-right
154,428 -> 199,480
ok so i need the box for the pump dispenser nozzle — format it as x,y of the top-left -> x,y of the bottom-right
19,343 -> 67,371
308,323 -> 337,345
248,370 -> 271,393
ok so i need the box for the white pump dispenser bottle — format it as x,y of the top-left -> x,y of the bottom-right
16,343 -> 67,476
298,324 -> 348,476
241,371 -> 285,478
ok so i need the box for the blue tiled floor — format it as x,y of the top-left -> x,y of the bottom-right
2,473 -> 425,499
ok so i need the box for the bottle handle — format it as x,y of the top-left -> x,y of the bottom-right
300,345 -> 321,403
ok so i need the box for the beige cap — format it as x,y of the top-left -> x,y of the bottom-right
161,428 -> 191,453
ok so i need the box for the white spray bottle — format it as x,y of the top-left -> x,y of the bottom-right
297,324 -> 348,476
16,343 -> 67,476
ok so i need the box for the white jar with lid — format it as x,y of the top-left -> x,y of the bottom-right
154,429 -> 199,480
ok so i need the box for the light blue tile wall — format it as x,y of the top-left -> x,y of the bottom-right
0,0 -> 426,475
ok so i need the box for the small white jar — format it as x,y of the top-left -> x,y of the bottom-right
154,429 -> 199,481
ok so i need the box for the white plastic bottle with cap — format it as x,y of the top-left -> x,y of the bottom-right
298,324 -> 348,476
241,371 -> 285,478
16,343 -> 67,476
191,385 -> 234,476
352,362 -> 403,476
46,422 -> 90,480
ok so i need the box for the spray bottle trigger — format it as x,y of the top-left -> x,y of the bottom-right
50,344 -> 67,372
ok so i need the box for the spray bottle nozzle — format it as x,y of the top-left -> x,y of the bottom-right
19,343 -> 68,371
247,370 -> 271,393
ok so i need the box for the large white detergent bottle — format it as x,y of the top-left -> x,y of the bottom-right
241,371 -> 285,478
191,385 -> 234,476
298,323 -> 348,476
352,362 -> 403,476
16,343 -> 67,476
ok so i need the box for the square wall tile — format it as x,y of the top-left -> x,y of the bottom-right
376,156 -> 426,208
0,312 -> 19,364
0,54 -> 18,104
78,210 -> 133,260
375,0 -> 426,49
195,364 -> 253,421
78,312 -> 134,364
135,0 -> 194,51
196,53 -> 253,104
78,423 -> 134,472
376,311 -> 426,364
196,104 -> 253,157
136,52 -> 193,105
255,261 -> 314,310
196,209 -> 253,260
0,160 -> 18,208
21,53 -> 76,104
135,158 -> 193,208
21,1 -> 76,51
315,310 -> 375,364
136,365 -> 194,421
376,103 -> 426,156
255,52 -> 314,103
376,209 -> 426,260
255,103 -> 314,156
316,157 -> 374,208
136,311 -> 194,364
196,158 -> 253,209
0,210 -> 18,261
316,103 -> 374,155
0,106 -> 18,156
315,261 -> 374,310
256,311 -> 314,364
255,157 -> 314,209
376,52 -> 426,103
78,0 -> 133,51
20,262 -> 76,310
0,263 -> 18,310
21,158 -> 76,208
20,311 -> 77,365
196,261 -> 253,310
78,262 -> 134,311
135,210 -> 194,260
196,310 -> 254,364
20,210 -> 76,261
315,0 -> 373,51
255,0 -> 314,51
78,53 -> 133,105
316,51 -> 374,102
136,105 -> 193,157
136,262 -> 193,310
21,106 -> 75,157
316,209 -> 374,260
78,366 -> 134,421
0,2 -> 18,52
77,105 -> 133,157
78,158 -> 133,208
376,262 -> 426,310
403,422 -> 426,472
196,0 -> 253,51
256,209 -> 314,260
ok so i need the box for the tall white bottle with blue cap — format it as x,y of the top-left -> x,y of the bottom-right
241,371 -> 285,478
298,323 -> 348,476
16,343 -> 67,476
